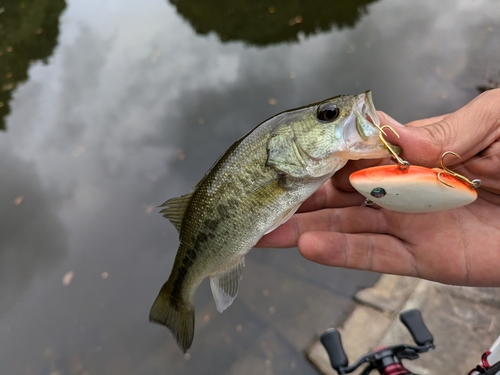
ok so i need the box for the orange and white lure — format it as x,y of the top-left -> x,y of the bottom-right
349,125 -> 482,213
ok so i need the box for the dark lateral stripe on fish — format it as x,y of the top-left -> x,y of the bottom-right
170,255 -> 195,309
169,230 -> 215,306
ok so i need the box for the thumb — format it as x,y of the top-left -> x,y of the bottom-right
381,89 -> 500,168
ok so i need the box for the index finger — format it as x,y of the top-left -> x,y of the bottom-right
297,179 -> 366,213
256,205 -> 388,248
378,111 -> 448,128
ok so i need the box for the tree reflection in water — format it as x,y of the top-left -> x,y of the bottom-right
169,0 -> 379,46
0,0 -> 66,131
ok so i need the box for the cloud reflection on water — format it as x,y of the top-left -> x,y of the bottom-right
0,145 -> 67,316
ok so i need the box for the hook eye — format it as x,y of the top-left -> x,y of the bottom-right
437,151 -> 481,189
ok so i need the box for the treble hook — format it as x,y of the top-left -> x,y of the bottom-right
437,151 -> 482,189
378,125 -> 410,171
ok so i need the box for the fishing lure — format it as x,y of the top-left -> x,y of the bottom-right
350,126 -> 481,213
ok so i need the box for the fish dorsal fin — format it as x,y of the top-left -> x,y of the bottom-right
209,256 -> 245,313
159,192 -> 193,232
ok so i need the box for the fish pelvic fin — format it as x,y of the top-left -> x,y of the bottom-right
209,256 -> 245,313
159,192 -> 193,232
149,283 -> 195,353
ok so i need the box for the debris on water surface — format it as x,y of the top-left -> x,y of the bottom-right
62,271 -> 74,286
288,15 -> 302,26
72,146 -> 86,157
176,149 -> 185,160
151,49 -> 161,62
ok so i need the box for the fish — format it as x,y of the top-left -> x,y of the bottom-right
349,164 -> 478,213
149,91 -> 393,352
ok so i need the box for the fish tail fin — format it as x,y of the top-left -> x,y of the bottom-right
149,282 -> 195,353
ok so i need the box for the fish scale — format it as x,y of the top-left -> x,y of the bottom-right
149,91 -> 393,352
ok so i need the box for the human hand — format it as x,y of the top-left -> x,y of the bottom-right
257,89 -> 500,286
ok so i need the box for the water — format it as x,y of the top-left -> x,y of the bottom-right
0,0 -> 499,374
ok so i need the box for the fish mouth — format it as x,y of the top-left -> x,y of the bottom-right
354,90 -> 381,138
341,90 -> 393,158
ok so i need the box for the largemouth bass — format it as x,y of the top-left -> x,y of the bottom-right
150,91 -> 392,352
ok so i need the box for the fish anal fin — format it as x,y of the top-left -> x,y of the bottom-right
209,256 -> 245,313
159,192 -> 193,232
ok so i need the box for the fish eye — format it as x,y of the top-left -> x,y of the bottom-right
317,103 -> 340,122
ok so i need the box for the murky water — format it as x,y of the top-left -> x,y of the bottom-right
1,0 -> 499,374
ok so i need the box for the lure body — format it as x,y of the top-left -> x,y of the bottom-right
350,165 -> 477,213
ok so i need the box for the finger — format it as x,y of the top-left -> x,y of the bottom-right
256,206 -> 388,248
477,189 -> 500,205
255,219 -> 298,248
385,90 -> 500,167
452,142 -> 500,193
297,180 -> 366,212
405,115 -> 448,128
378,111 -> 448,128
331,158 -> 390,191
297,231 -> 419,277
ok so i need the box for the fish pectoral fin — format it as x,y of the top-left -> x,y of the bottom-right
209,256 -> 245,313
159,192 -> 193,232
264,203 -> 301,235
